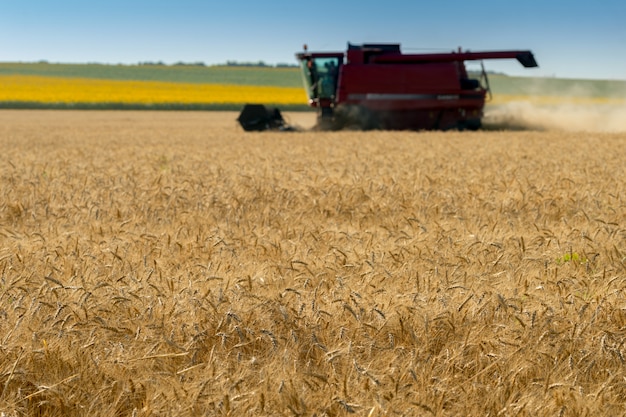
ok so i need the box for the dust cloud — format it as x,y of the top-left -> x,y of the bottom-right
483,76 -> 626,132
484,101 -> 626,132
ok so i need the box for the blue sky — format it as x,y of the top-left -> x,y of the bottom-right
1,0 -> 625,80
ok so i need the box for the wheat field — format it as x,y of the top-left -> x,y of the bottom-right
1,110 -> 625,416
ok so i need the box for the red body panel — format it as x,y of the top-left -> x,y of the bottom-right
337,62 -> 485,129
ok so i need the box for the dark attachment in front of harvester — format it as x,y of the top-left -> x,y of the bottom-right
237,104 -> 296,132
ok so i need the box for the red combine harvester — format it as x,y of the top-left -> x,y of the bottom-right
237,43 -> 537,131
297,43 -> 537,130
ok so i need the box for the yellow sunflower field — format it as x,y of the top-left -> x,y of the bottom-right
0,74 -> 306,106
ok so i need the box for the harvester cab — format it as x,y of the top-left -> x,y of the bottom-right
297,50 -> 344,119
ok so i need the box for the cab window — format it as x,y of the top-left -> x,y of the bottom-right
299,57 -> 340,100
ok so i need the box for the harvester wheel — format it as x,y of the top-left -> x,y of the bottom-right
314,107 -> 335,131
332,105 -> 379,130
458,118 -> 482,131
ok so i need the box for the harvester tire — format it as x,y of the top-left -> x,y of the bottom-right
458,118 -> 482,131
333,105 -> 379,131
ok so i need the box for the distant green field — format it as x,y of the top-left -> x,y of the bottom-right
486,74 -> 626,98
0,62 -> 303,88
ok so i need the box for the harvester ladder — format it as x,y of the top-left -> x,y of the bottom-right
480,61 -> 493,102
